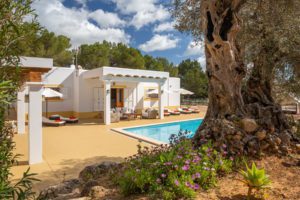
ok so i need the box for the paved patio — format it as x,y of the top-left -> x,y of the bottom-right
11,106 -> 207,191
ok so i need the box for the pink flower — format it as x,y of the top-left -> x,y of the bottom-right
174,179 -> 179,186
193,183 -> 200,190
182,165 -> 190,171
161,173 -> 166,178
156,178 -> 161,183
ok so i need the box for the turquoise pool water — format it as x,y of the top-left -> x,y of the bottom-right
124,119 -> 203,143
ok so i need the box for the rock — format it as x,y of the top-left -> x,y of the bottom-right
256,130 -> 267,140
39,179 -> 81,200
81,180 -> 99,197
233,134 -> 242,141
89,186 -> 109,199
280,145 -> 290,154
79,161 -> 118,182
275,137 -> 282,145
279,131 -> 291,146
241,118 -> 258,133
261,142 -> 270,150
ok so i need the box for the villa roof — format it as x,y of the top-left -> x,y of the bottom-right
83,66 -> 169,81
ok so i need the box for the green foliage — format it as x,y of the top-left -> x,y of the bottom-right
239,162 -> 271,199
78,41 -> 145,69
111,43 -> 145,69
78,41 -> 111,69
115,133 -> 232,200
18,28 -> 73,66
0,0 -> 39,199
178,59 -> 208,98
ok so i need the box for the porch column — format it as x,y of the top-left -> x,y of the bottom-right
27,83 -> 43,164
158,81 -> 166,119
103,80 -> 111,125
17,87 -> 26,134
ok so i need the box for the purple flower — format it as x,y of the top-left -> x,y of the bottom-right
185,182 -> 191,187
192,156 -> 201,163
177,155 -> 183,159
174,179 -> 179,186
182,165 -> 190,171
185,160 -> 190,165
161,173 -> 166,178
222,144 -> 227,148
192,172 -> 201,180
193,183 -> 200,190
164,162 -> 172,166
195,172 -> 201,178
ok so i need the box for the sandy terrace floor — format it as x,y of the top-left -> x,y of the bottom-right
11,106 -> 207,191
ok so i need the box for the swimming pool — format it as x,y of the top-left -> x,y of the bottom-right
117,119 -> 203,144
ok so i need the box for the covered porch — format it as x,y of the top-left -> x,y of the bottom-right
83,67 -> 169,125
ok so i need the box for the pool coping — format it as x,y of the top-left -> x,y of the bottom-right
111,118 -> 203,146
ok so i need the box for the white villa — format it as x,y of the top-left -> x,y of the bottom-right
16,57 -> 181,164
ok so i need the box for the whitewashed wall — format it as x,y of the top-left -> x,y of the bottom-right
29,67 -> 181,114
167,77 -> 181,107
42,67 -> 75,112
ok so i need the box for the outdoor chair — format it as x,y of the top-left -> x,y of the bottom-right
142,108 -> 158,119
42,116 -> 66,126
111,110 -> 120,123
165,108 -> 180,115
49,114 -> 79,123
177,108 -> 192,114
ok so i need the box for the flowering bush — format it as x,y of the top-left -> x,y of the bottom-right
115,132 -> 233,199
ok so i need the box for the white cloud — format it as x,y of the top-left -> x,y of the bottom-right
112,0 -> 170,29
112,0 -> 157,14
32,0 -> 130,47
139,34 -> 179,52
184,41 -> 205,56
89,9 -> 126,28
153,21 -> 175,32
197,56 -> 206,70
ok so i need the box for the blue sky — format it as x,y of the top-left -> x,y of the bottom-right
31,0 -> 205,66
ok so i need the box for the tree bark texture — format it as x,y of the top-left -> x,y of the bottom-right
194,0 -> 247,152
193,0 -> 296,155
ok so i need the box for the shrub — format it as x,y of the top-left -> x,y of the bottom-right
115,132 -> 233,199
239,162 -> 271,200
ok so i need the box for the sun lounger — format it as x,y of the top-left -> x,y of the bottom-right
49,115 -> 79,123
177,108 -> 192,114
183,107 -> 200,113
42,117 -> 66,126
165,109 -> 180,115
164,111 -> 171,116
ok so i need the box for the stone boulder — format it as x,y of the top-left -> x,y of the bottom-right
89,186 -> 109,199
79,161 -> 118,183
80,180 -> 100,197
241,118 -> 258,133
39,179 -> 81,200
256,130 -> 267,140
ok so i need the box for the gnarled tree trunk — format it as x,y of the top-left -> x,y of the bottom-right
243,54 -> 298,151
193,0 -> 296,155
193,0 -> 250,155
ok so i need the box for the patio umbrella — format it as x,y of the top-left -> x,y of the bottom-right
175,88 -> 194,95
42,88 -> 63,117
147,89 -> 172,95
